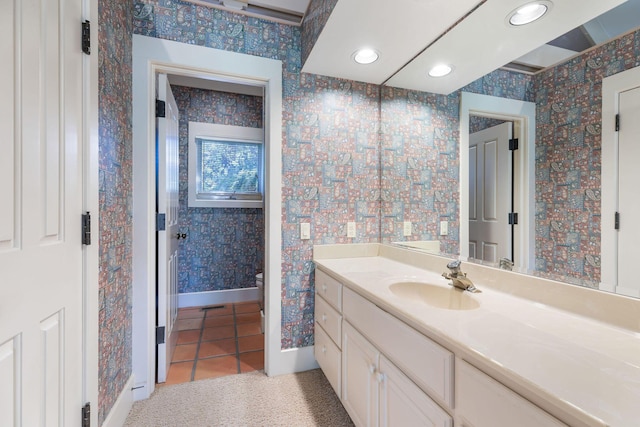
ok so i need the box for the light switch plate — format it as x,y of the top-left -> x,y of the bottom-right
440,220 -> 449,236
347,222 -> 356,238
403,221 -> 412,236
300,222 -> 311,240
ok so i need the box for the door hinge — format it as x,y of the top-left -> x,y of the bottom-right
156,326 -> 166,345
509,138 -> 519,151
81,402 -> 91,427
615,114 -> 620,132
508,212 -> 518,225
615,212 -> 620,230
157,213 -> 166,231
82,212 -> 91,245
81,21 -> 91,55
156,100 -> 166,118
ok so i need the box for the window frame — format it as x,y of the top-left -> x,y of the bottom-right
188,121 -> 264,208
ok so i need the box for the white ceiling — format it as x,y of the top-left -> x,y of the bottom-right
514,0 -> 640,69
301,0 -> 480,85
302,0 -> 633,94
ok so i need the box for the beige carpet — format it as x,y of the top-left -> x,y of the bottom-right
124,369 -> 354,426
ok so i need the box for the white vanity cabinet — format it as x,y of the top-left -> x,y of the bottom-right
314,265 -> 571,427
342,321 -> 453,427
314,270 -> 343,397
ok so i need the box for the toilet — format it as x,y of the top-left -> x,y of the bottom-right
256,272 -> 265,333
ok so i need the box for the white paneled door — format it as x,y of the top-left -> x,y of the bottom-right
617,86 -> 640,296
0,0 -> 84,425
156,74 -> 180,383
469,122 -> 512,264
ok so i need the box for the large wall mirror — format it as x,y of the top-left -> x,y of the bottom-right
380,0 -> 640,298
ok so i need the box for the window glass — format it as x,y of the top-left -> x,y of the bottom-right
198,138 -> 261,195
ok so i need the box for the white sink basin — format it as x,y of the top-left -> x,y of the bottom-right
389,281 -> 480,311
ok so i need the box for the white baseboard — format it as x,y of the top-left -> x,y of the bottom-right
178,287 -> 260,308
267,345 -> 319,377
102,374 -> 134,427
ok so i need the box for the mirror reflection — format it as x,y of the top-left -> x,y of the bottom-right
381,0 -> 640,297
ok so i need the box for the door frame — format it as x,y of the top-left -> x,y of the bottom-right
83,0 -> 100,424
601,65 -> 640,296
459,92 -> 535,273
132,34 -> 317,401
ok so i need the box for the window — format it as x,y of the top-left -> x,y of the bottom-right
189,122 -> 264,208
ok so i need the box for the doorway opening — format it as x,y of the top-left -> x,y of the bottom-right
460,92 -> 536,274
156,73 -> 267,384
131,34 -> 315,402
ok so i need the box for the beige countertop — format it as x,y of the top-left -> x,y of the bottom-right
313,244 -> 640,427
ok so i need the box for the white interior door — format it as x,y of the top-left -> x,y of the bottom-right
0,0 -> 84,424
469,122 -> 512,264
156,74 -> 180,383
616,86 -> 640,296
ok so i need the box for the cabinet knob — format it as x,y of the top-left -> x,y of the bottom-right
322,284 -> 327,292
377,372 -> 385,383
322,346 -> 326,353
369,364 -> 376,375
322,314 -> 327,322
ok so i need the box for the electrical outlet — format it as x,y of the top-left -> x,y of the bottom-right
300,223 -> 311,240
403,221 -> 412,236
347,222 -> 356,238
440,220 -> 449,236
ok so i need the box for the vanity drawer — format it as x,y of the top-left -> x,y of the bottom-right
315,294 -> 342,348
457,360 -> 567,427
343,287 -> 454,409
315,321 -> 342,398
315,269 -> 343,311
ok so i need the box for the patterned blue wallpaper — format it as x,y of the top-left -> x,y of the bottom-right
380,88 -> 460,254
98,0 -> 132,424
94,1 -> 640,422
380,70 -> 534,254
533,28 -> 640,285
133,1 -> 381,349
171,85 -> 265,293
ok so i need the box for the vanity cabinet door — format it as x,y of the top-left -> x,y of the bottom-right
342,321 -> 379,427
457,360 -> 568,427
315,321 -> 342,399
379,355 -> 452,427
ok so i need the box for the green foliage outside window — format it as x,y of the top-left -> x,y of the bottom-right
198,138 -> 261,195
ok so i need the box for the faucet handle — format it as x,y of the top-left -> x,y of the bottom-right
446,260 -> 462,275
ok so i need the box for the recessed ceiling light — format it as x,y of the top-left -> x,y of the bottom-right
353,48 -> 379,65
508,1 -> 552,26
428,64 -> 453,77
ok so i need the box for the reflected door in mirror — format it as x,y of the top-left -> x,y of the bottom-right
617,86 -> 640,296
469,122 -> 513,264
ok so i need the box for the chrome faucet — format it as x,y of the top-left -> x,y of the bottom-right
442,260 -> 480,293
499,257 -> 514,271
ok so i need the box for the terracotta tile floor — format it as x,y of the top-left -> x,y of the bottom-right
164,301 -> 264,385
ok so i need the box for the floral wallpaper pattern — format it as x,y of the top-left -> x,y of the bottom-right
171,85 -> 265,293
380,69 -> 534,254
98,0 -> 133,424
533,27 -> 640,285
134,1 -> 380,349
91,2 -> 640,421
